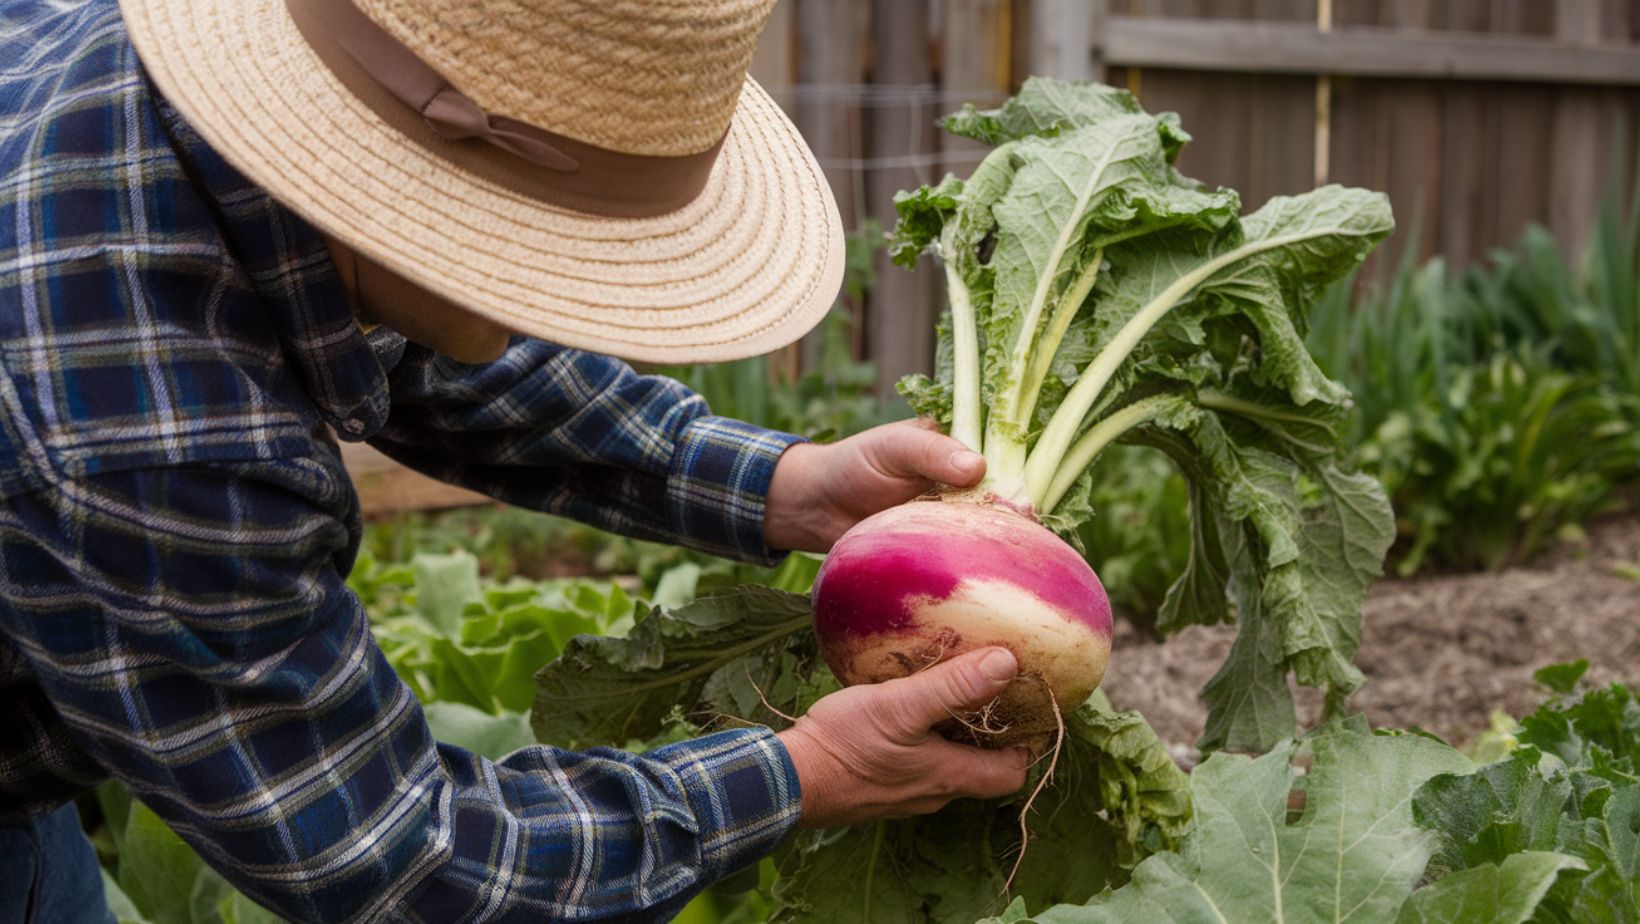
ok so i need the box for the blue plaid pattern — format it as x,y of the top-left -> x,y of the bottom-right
0,2 -> 806,920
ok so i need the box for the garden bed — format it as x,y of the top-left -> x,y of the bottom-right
1103,505 -> 1640,763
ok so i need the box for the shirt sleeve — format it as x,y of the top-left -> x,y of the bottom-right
0,463 -> 802,923
369,339 -> 806,563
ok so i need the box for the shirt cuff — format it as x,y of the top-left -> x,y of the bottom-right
667,416 -> 805,564
647,726 -> 803,881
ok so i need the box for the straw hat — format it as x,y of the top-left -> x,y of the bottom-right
118,0 -> 846,363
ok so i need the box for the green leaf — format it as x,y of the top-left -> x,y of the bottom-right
1411,683 -> 1640,923
991,897 -> 1032,923
1282,463 -> 1395,698
98,779 -> 134,861
651,562 -> 703,607
941,77 -> 1145,145
1534,660 -> 1591,695
101,868 -> 154,924
422,702 -> 535,759
1395,851 -> 1586,924
771,809 -> 1009,924
981,109 -> 1238,449
117,801 -> 212,924
1070,691 -> 1193,852
411,551 -> 483,637
1085,186 -> 1392,414
217,890 -> 284,924
534,588 -> 1191,924
992,720 -> 1472,923
1414,750 -> 1572,878
1134,412 -> 1393,751
531,587 -> 812,750
1551,783 -> 1639,923
891,175 -> 964,269
1517,681 -> 1640,777
774,695 -> 1191,924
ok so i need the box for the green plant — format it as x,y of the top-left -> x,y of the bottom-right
527,77 -> 1409,922
889,77 -> 1394,751
1307,208 -> 1640,575
987,664 -> 1638,923
1385,351 -> 1640,573
1457,180 -> 1640,401
1073,445 -> 1190,637
1410,661 -> 1639,923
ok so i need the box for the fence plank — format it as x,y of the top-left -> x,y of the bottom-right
750,2 -> 802,381
867,0 -> 941,397
1332,2 -> 1443,269
795,0 -> 871,364
1101,15 -> 1640,84
796,0 -> 871,229
1550,0 -> 1608,255
940,0 -> 1013,177
751,1 -> 797,109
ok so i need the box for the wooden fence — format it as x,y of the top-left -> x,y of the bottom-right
346,0 -> 1640,516
751,0 -> 1640,395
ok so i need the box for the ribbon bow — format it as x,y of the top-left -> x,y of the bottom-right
420,89 -> 579,173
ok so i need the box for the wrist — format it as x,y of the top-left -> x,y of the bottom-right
775,722 -> 831,829
763,442 -> 830,552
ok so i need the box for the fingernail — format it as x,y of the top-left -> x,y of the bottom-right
979,649 -> 1017,682
950,450 -> 984,474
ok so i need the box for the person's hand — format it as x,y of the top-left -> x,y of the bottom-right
775,648 -> 1031,828
764,419 -> 985,553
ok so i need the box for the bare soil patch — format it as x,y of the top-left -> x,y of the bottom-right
1100,509 -> 1640,764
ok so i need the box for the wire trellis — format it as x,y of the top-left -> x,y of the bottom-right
762,83 -> 1012,106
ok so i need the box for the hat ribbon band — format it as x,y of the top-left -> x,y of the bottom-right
419,89 -> 579,173
285,0 -> 728,218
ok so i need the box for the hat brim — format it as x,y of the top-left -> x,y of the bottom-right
118,0 -> 846,364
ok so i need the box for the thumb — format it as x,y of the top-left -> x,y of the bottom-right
868,423 -> 985,487
884,647 -> 1017,733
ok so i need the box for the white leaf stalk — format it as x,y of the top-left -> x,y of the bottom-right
941,230 -> 984,454
980,133 -> 1131,504
1040,394 -> 1185,513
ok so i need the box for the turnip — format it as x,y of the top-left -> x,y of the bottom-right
809,78 -> 1396,753
813,496 -> 1112,743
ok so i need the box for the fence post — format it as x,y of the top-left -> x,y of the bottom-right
1028,0 -> 1103,82
1313,0 -> 1331,187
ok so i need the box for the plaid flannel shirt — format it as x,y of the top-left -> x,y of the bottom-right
0,2 -> 807,920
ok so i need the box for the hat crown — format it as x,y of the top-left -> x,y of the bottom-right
353,0 -> 776,158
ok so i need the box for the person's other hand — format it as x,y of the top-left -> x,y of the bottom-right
775,648 -> 1031,828
763,419 -> 984,553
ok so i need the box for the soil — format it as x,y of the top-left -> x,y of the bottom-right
1099,508 -> 1640,766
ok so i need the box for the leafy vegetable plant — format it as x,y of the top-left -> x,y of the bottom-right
534,585 -> 1194,923
1412,661 -> 1639,923
835,78 -> 1398,751
988,664 -> 1639,924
